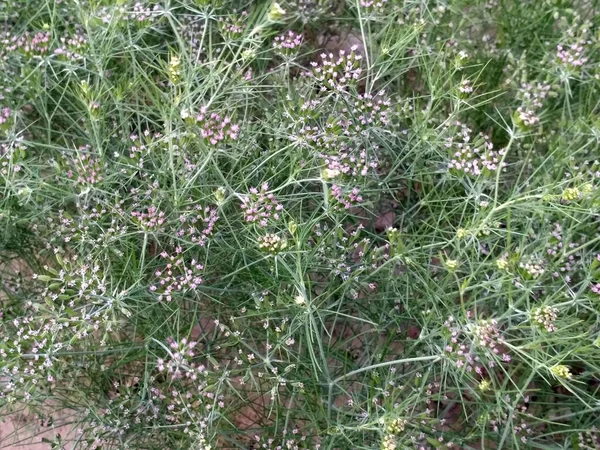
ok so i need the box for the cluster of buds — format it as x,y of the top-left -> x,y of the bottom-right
54,32 -> 88,60
551,364 -> 573,380
129,129 -> 163,158
0,31 -> 50,58
258,233 -> 287,253
331,184 -> 363,210
519,256 -> 545,279
241,183 -> 284,226
532,305 -> 558,332
151,248 -> 204,301
156,337 -> 207,380
218,11 -> 248,39
381,434 -> 398,450
320,147 -> 377,179
177,205 -> 219,247
310,46 -> 363,92
446,123 -> 507,176
557,39 -> 589,69
194,106 -> 239,145
168,53 -> 181,84
131,206 -> 166,229
68,149 -> 104,186
562,187 -> 581,203
345,91 -> 391,133
385,418 -> 407,434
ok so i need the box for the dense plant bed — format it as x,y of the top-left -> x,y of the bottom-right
1,1 -> 600,449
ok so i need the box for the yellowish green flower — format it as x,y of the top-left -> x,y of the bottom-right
562,187 -> 581,202
456,228 -> 469,239
168,53 -> 181,84
321,168 -> 341,180
268,2 -> 286,21
496,257 -> 509,270
385,418 -> 407,434
444,259 -> 459,272
478,379 -> 491,392
258,233 -> 288,253
381,434 -> 397,450
551,364 -> 573,380
214,186 -> 226,205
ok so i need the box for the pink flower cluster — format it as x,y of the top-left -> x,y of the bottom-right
444,316 -> 511,374
592,283 -> 600,295
519,82 -> 551,110
156,337 -> 206,380
176,205 -> 219,246
490,396 -> 532,443
132,206 -> 165,229
130,2 -> 160,22
459,79 -> 473,94
331,184 -> 363,210
557,40 -> 589,68
54,32 -> 88,60
0,31 -> 50,58
346,91 -> 391,133
68,149 -> 104,185
360,0 -> 387,12
195,106 -> 239,144
472,319 -> 511,363
310,46 -> 362,92
151,248 -> 204,301
446,123 -> 507,176
0,139 -> 25,175
0,107 -> 11,126
516,82 -> 551,127
516,107 -> 539,127
219,11 -> 248,38
129,129 -> 162,158
320,147 -> 377,178
273,31 -> 303,55
241,182 -> 284,226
